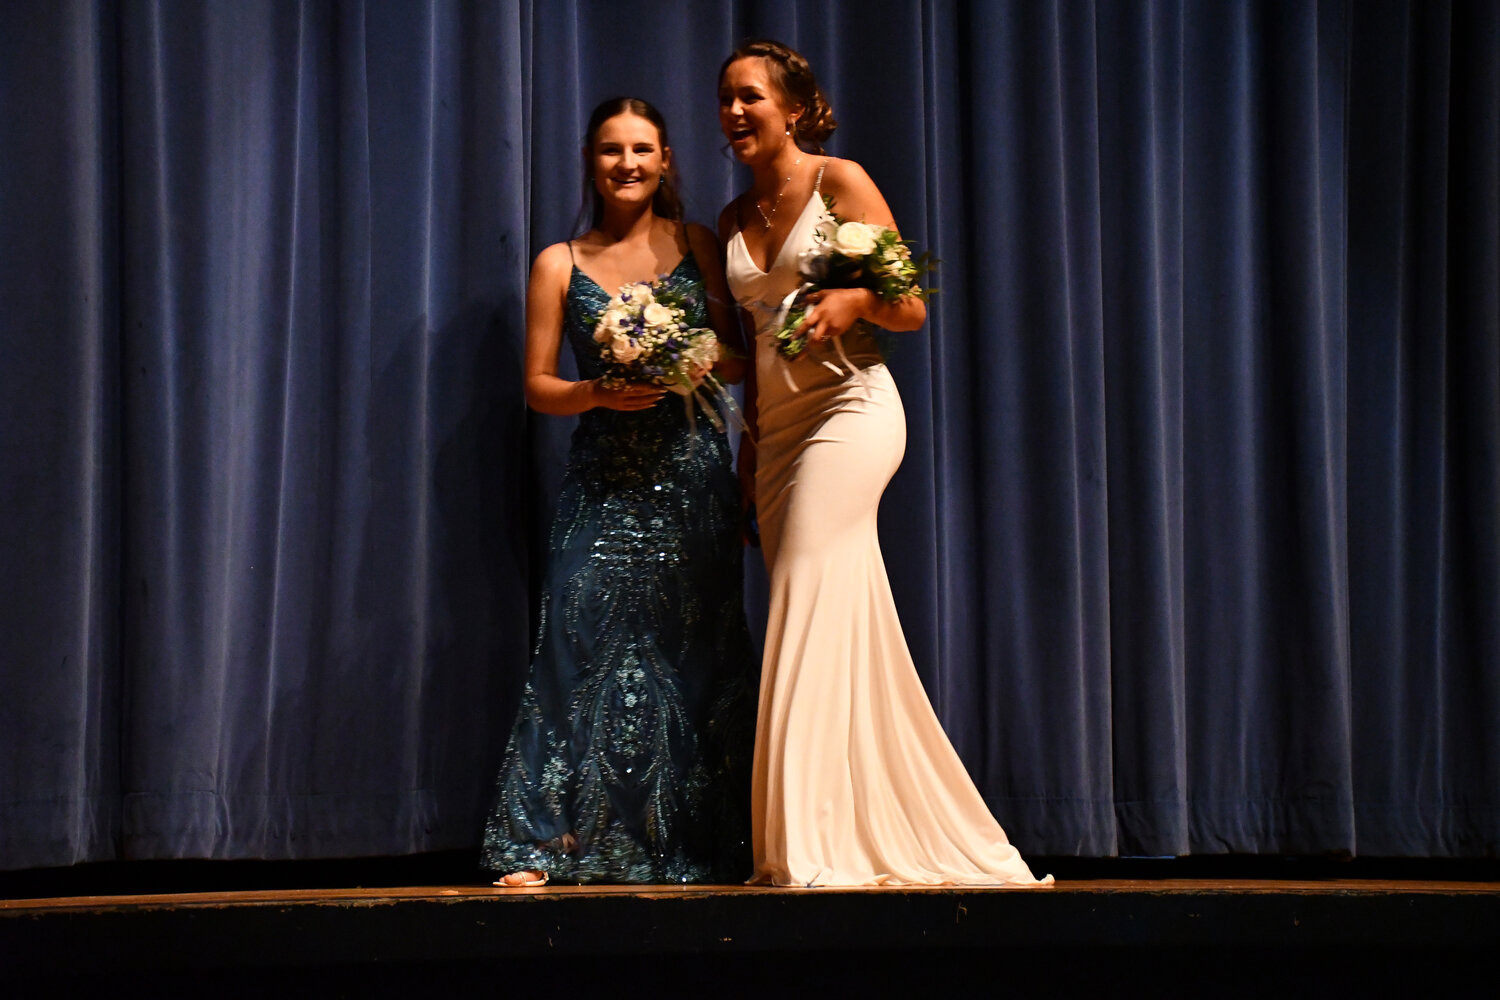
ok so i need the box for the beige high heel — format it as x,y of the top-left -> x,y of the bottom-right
493,870 -> 548,887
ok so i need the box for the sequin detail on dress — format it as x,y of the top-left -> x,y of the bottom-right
482,253 -> 757,884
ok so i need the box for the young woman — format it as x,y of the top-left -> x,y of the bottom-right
482,98 -> 755,886
718,41 -> 1050,887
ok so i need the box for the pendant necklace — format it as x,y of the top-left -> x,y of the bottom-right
756,156 -> 803,229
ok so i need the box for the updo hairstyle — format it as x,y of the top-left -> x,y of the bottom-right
720,39 -> 837,153
579,96 -> 684,230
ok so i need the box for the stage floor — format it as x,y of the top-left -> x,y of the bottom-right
5,876 -> 1497,995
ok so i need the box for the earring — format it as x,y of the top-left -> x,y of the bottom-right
786,120 -> 794,136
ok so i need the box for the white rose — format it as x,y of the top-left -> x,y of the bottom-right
594,306 -> 631,342
610,333 -> 643,363
642,302 -> 674,329
813,212 -> 839,244
832,221 -> 880,257
620,281 -> 653,303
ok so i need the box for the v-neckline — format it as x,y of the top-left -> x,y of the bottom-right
733,191 -> 823,276
572,250 -> 694,298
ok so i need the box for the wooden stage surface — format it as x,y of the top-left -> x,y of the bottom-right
4,873 -> 1497,994
6,875 -> 1499,915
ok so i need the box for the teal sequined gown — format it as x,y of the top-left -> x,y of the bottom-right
482,253 -> 757,883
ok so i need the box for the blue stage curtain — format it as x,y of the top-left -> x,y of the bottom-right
1,0 -> 1495,869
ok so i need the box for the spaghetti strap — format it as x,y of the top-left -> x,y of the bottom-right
814,158 -> 828,193
567,239 -> 576,264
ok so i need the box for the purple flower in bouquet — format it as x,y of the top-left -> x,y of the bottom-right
593,280 -> 720,394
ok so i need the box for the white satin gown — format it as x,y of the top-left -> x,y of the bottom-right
726,174 -> 1052,887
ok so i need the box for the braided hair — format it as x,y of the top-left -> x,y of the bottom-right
719,39 -> 837,153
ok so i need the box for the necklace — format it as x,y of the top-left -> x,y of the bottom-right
755,156 -> 802,229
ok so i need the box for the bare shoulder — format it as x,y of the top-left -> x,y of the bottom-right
716,199 -> 744,244
685,222 -> 722,262
819,157 -> 876,197
818,157 -> 893,226
531,241 -> 574,284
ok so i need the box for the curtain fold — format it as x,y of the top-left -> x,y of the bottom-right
1095,0 -> 1189,856
1,0 -> 1495,869
1177,0 -> 1354,854
1346,0 -> 1500,854
0,0 -> 121,869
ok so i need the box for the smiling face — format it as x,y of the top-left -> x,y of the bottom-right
590,112 -> 670,211
718,56 -> 798,164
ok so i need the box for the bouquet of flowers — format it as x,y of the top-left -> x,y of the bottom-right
592,280 -> 721,394
592,278 -> 749,439
773,196 -> 935,361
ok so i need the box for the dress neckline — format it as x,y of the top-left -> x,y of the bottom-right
729,191 -> 824,277
570,249 -> 695,298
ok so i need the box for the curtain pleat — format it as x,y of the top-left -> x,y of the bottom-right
1346,0 -> 1500,855
0,0 -> 121,869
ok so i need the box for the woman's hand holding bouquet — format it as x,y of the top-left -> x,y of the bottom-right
774,198 -> 935,361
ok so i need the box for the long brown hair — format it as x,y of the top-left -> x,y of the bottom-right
579,97 -> 683,231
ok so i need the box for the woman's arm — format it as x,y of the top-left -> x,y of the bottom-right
734,322 -> 760,521
798,157 -> 927,340
717,203 -> 759,520
523,242 -> 666,415
686,223 -> 746,385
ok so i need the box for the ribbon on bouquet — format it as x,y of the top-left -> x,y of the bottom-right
772,283 -> 871,397
668,372 -> 754,452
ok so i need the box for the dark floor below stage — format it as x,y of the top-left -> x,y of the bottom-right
3,856 -> 1497,996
